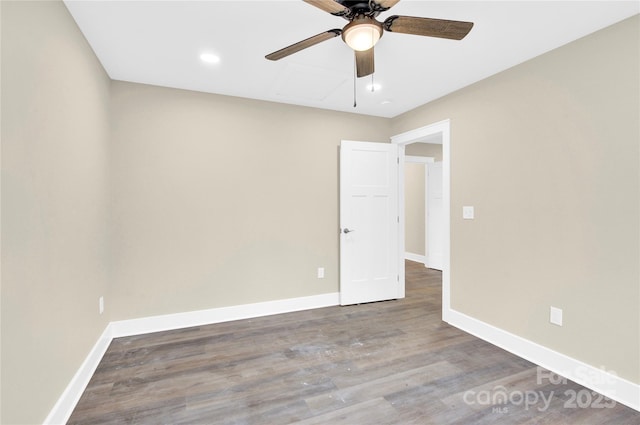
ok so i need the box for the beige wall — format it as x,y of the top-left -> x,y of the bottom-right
406,142 -> 443,161
393,15 -> 640,383
405,162 -> 426,256
108,82 -> 391,320
1,1 -> 111,424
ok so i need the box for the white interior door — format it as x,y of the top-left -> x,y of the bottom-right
340,140 -> 400,305
426,161 -> 443,270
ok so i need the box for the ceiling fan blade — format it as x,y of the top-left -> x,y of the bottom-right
355,48 -> 374,78
375,0 -> 401,10
384,16 -> 474,40
266,29 -> 341,61
303,0 -> 350,16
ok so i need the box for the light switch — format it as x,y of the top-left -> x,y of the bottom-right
463,206 -> 475,220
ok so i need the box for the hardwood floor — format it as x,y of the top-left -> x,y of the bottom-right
68,261 -> 640,424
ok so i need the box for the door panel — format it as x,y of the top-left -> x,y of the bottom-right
340,141 -> 400,305
427,162 -> 443,270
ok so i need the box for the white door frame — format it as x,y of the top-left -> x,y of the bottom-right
391,119 -> 451,320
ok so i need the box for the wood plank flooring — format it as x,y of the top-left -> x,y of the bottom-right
68,261 -> 640,424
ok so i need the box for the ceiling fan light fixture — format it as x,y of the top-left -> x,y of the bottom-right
342,17 -> 383,51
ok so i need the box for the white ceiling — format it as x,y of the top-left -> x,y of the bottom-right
64,1 -> 639,118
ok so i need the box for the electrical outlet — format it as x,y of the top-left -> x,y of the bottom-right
99,296 -> 104,315
463,206 -> 475,219
550,306 -> 562,326
317,267 -> 325,279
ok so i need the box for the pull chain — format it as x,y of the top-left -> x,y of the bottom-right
353,54 -> 357,108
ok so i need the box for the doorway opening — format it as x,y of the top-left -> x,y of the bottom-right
392,119 -> 452,321
404,155 -> 434,266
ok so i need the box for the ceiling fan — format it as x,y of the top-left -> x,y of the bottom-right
265,0 -> 474,78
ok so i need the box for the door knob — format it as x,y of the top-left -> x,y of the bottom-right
343,228 -> 355,234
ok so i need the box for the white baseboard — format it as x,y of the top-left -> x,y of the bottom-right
110,292 -> 340,337
45,292 -> 340,423
405,252 -> 427,264
445,308 -> 640,412
43,325 -> 113,425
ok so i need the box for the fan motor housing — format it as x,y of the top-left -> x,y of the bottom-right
339,1 -> 372,8
337,1 -> 387,18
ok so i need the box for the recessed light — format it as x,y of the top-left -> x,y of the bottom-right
200,52 -> 220,64
366,83 -> 382,92
381,99 -> 392,105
